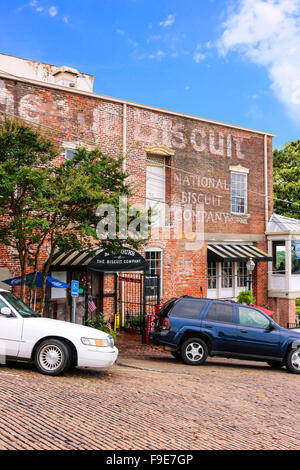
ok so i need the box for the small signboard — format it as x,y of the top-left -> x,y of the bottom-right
71,280 -> 79,297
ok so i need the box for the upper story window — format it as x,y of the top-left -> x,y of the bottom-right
146,155 -> 166,227
230,165 -> 249,215
145,146 -> 174,228
231,173 -> 247,214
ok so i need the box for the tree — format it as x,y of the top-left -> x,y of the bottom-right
0,118 -> 148,312
273,140 -> 300,219
38,146 -> 146,313
0,118 -> 57,301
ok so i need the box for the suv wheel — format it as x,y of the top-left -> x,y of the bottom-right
286,348 -> 300,374
181,338 -> 208,366
267,361 -> 284,369
35,339 -> 71,376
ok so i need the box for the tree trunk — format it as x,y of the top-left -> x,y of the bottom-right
39,244 -> 56,315
19,250 -> 28,303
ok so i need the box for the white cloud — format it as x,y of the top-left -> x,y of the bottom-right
193,44 -> 206,63
217,0 -> 300,122
137,50 -> 167,60
48,6 -> 58,17
193,51 -> 206,63
63,16 -> 69,24
29,0 -> 38,6
160,14 -> 176,28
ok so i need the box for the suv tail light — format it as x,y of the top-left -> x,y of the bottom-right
162,318 -> 170,330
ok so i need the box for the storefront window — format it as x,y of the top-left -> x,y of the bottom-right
272,241 -> 286,274
207,262 -> 217,289
292,241 -> 300,275
237,261 -> 248,287
145,249 -> 163,297
222,262 -> 233,288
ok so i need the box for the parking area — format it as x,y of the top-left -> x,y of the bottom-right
0,335 -> 299,450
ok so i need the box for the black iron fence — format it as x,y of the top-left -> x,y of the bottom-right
118,272 -> 160,341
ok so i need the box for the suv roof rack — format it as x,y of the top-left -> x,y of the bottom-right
180,295 -> 239,304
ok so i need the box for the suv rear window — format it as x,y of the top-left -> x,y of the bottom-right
170,299 -> 206,319
205,302 -> 234,323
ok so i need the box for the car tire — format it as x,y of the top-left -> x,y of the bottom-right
171,350 -> 181,360
285,348 -> 300,374
35,339 -> 71,376
181,337 -> 208,366
267,361 -> 284,369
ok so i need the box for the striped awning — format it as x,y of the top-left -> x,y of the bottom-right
49,247 -> 149,272
207,244 -> 272,263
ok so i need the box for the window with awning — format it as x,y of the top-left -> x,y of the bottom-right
207,244 -> 272,263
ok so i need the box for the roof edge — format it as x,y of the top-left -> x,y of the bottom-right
0,70 -> 276,137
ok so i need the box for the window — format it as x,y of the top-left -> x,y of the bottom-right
170,299 -> 206,319
146,155 -> 166,226
0,297 -> 9,316
272,241 -> 286,274
1,293 -> 40,317
231,173 -> 247,214
207,261 -> 217,289
292,241 -> 300,275
222,261 -> 232,288
145,249 -> 163,296
238,306 -> 270,329
237,261 -> 248,287
66,149 -> 75,160
205,302 -> 234,323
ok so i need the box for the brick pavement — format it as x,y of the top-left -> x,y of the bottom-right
0,333 -> 299,450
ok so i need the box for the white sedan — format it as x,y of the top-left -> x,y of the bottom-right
0,289 -> 118,375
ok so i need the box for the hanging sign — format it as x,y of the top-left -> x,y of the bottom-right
88,248 -> 149,272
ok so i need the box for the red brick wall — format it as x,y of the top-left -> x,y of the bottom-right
0,76 -> 273,308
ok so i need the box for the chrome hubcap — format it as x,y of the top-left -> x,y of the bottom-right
291,351 -> 300,370
186,342 -> 203,362
40,345 -> 63,371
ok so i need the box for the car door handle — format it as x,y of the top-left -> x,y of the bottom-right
205,324 -> 213,329
240,329 -> 248,333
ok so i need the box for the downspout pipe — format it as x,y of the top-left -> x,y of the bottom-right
264,134 -> 269,230
122,103 -> 127,172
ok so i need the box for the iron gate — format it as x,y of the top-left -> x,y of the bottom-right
118,272 -> 160,342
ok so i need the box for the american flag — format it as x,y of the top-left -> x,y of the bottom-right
88,296 -> 97,313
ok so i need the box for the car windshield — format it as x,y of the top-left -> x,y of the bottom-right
1,293 -> 41,317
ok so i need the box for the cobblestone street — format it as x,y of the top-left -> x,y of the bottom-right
0,335 -> 299,450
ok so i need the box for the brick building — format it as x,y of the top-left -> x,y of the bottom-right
1,53 -> 292,328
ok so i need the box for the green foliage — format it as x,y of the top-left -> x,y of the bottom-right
273,140 -> 300,219
86,312 -> 117,340
0,118 -> 148,308
237,290 -> 255,305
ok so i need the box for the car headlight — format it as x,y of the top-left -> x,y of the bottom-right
81,336 -> 114,348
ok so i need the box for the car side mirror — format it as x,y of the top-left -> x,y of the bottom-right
0,307 -> 12,316
268,322 -> 276,331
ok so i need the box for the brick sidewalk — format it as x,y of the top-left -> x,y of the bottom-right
0,334 -> 299,450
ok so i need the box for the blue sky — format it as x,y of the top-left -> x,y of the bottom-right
0,0 -> 300,149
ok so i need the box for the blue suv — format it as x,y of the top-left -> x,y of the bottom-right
149,296 -> 300,374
